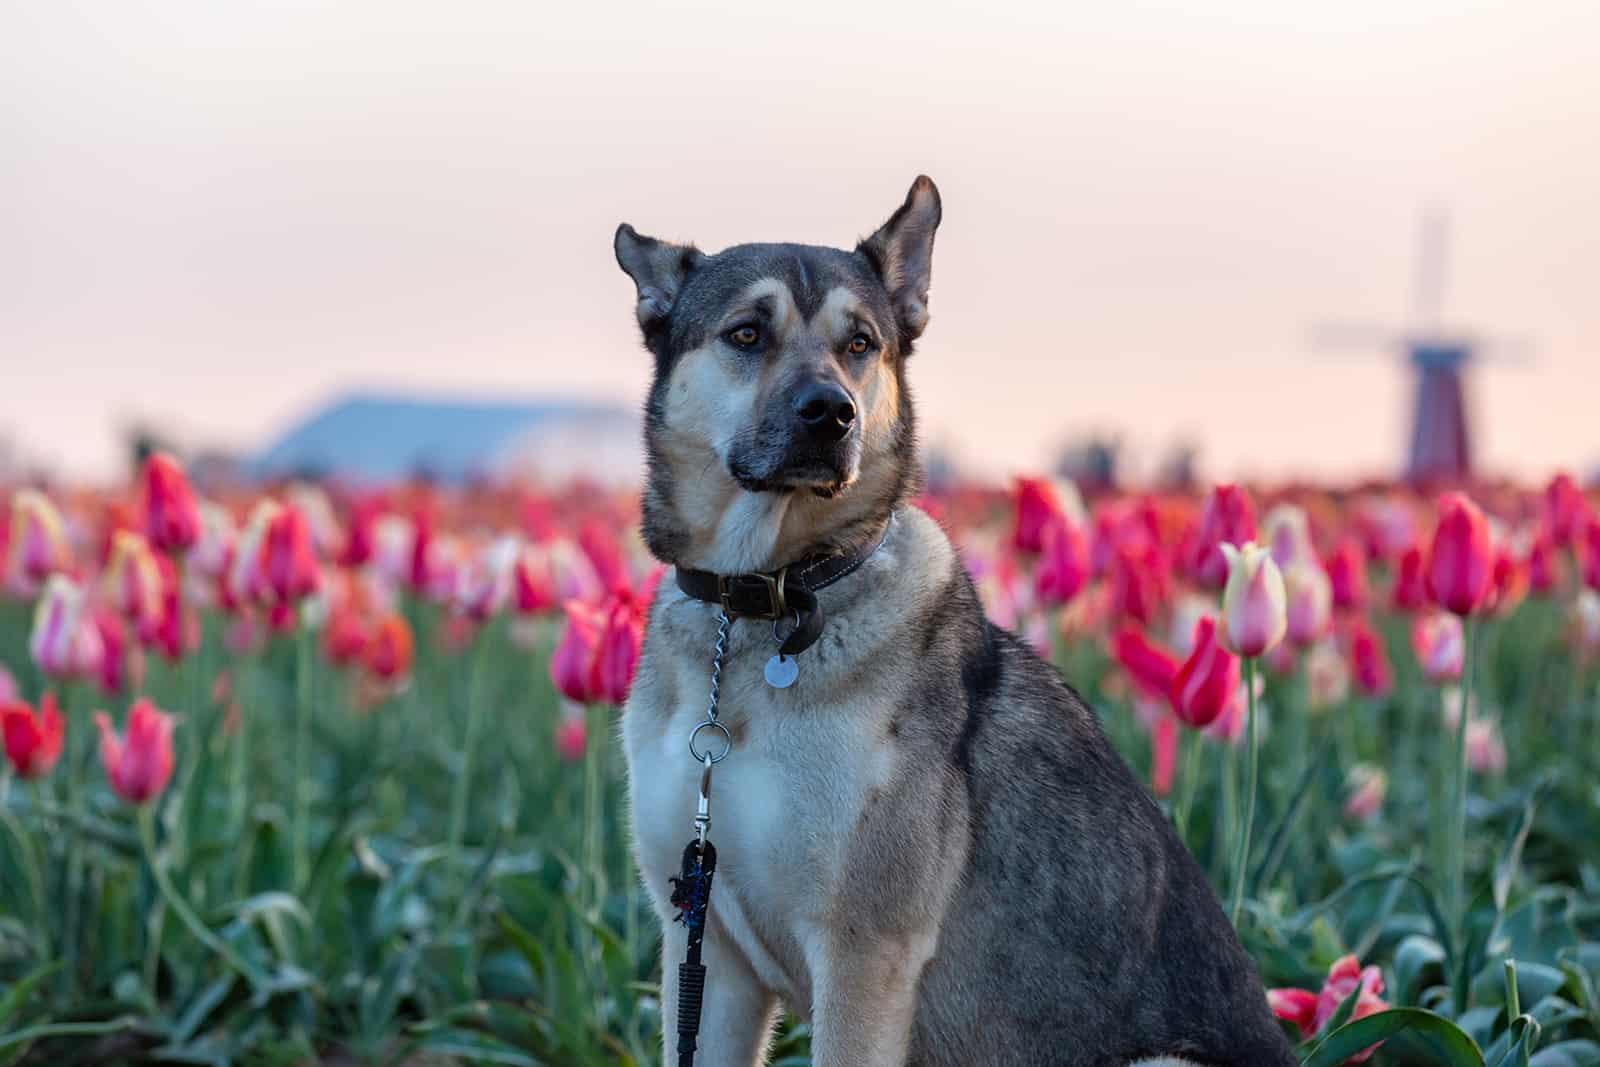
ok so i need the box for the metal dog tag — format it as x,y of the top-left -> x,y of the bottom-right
764,653 -> 798,690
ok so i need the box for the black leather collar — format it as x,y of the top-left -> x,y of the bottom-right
673,520 -> 891,658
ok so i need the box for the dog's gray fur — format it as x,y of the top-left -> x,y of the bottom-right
615,178 -> 1297,1067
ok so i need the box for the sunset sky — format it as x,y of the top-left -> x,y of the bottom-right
5,1 -> 1596,485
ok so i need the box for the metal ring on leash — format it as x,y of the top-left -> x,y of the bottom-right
688,719 -> 733,764
771,609 -> 801,644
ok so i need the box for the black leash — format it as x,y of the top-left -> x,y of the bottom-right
667,520 -> 892,1066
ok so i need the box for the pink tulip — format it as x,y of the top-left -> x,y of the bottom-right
589,588 -> 647,706
95,699 -> 177,805
138,452 -> 200,554
1282,562 -> 1332,647
1464,718 -> 1506,775
1411,612 -> 1464,685
1262,504 -> 1317,570
5,489 -> 71,593
1390,543 -> 1428,612
1171,616 -> 1240,729
1543,471 -> 1588,547
1034,512 -> 1089,606
1188,484 -> 1257,590
1425,492 -> 1493,616
30,574 -> 103,680
1346,618 -> 1393,698
550,601 -> 602,704
1324,539 -> 1369,612
1012,477 -> 1065,553
1219,543 -> 1287,658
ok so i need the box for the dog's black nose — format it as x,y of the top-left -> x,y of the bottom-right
793,381 -> 856,441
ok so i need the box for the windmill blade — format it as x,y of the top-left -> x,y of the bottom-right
1307,321 -> 1405,354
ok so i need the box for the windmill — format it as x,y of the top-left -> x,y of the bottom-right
1311,210 -> 1533,483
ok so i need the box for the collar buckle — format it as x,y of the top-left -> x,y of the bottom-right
716,566 -> 787,620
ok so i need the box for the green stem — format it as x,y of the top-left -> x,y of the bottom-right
1229,657 -> 1260,926
0,1017 -> 140,1055
138,806 -> 265,989
59,682 -> 87,999
292,615 -> 314,892
1448,618 -> 1478,1009
448,625 -> 494,861
1176,728 -> 1204,843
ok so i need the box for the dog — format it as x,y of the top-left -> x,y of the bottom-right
614,177 -> 1298,1067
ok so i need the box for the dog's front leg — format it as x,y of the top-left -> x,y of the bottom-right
805,926 -> 934,1067
660,914 -> 778,1067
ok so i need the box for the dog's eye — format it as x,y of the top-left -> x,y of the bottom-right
728,325 -> 761,348
847,333 -> 874,355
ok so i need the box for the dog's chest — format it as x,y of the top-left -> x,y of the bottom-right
624,625 -> 897,1005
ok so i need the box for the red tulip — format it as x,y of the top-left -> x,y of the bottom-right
364,614 -> 414,682
1390,543 -> 1428,612
260,505 -> 322,605
339,493 -> 386,567
589,589 -> 646,706
95,699 -> 176,805
408,507 -> 436,592
1187,484 -> 1257,590
1110,625 -> 1179,704
1266,988 -> 1318,1038
1324,539 -> 1369,612
1012,477 -> 1065,553
93,608 -> 129,696
1,692 -> 65,779
1171,616 -> 1240,729
1425,493 -> 1493,616
513,546 -> 558,615
1034,512 -> 1089,606
1543,472 -> 1588,547
1582,512 -> 1600,593
1346,618 -> 1393,699
1267,955 -> 1387,1057
1107,542 -> 1170,626
1411,612 -> 1464,684
550,601 -> 602,704
1526,531 -> 1561,595
324,607 -> 369,667
138,452 -> 200,553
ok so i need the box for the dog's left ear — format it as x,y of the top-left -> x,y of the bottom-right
857,175 -> 942,343
614,224 -> 704,342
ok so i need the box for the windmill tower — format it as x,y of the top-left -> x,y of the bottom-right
1312,211 -> 1531,484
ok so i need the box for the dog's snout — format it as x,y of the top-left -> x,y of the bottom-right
793,381 -> 856,442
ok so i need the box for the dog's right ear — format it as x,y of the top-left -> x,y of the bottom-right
614,224 -> 704,339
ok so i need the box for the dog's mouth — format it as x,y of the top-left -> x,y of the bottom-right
728,456 -> 856,499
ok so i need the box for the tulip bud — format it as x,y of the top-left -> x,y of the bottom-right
323,607 -> 369,667
1390,543 -> 1428,612
1345,618 -> 1393,699
1107,542 -> 1170,626
589,589 -> 646,706
1188,484 -> 1258,590
260,505 -> 322,606
104,530 -> 163,627
1324,539 -> 1369,612
1170,616 -> 1241,728
1219,542 -> 1287,658
1262,504 -> 1317,570
138,452 -> 200,553
1425,492 -> 1493,616
1543,472 -> 1588,547
550,601 -> 602,704
1410,612 -> 1464,685
95,699 -> 176,805
1011,477 -> 1081,553
1034,512 -> 1089,607
1527,531 -> 1561,595
1110,625 -> 1180,705
1282,562 -> 1332,647
4,489 -> 71,594
1,692 -> 65,779
554,711 -> 587,764
364,614 -> 414,682
30,574 -> 103,680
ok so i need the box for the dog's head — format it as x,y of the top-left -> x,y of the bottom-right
615,177 -> 941,572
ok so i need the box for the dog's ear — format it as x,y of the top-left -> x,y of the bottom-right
857,175 -> 942,343
614,224 -> 704,339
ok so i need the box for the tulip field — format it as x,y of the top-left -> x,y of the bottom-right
2,458 -> 1600,1067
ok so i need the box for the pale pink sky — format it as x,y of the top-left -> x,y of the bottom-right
4,1 -> 1597,485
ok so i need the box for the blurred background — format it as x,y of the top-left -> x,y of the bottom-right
4,0 -> 1596,488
